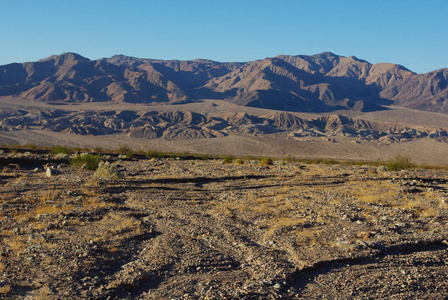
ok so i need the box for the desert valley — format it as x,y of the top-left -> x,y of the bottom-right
1,52 -> 448,164
0,52 -> 447,299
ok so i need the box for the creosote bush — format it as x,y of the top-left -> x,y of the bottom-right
234,158 -> 244,165
69,153 -> 102,170
146,150 -> 166,159
117,145 -> 134,158
94,161 -> 123,179
386,155 -> 414,171
284,156 -> 295,163
223,156 -> 234,164
50,146 -> 71,155
259,158 -> 274,166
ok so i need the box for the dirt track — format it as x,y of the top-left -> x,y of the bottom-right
0,153 -> 447,299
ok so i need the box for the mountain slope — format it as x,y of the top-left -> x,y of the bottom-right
381,69 -> 448,113
0,52 -> 447,113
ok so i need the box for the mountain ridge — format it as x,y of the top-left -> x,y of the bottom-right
1,52 -> 447,113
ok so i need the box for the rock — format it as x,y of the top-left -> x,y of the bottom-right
46,167 -> 61,177
357,231 -> 373,239
273,283 -> 282,290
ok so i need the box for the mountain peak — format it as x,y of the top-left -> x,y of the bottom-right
40,52 -> 87,62
0,52 -> 447,113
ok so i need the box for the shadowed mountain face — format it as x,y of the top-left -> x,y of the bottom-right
1,52 -> 447,113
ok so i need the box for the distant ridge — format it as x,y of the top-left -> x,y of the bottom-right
1,52 -> 447,113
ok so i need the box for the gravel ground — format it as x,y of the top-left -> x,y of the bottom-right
0,151 -> 447,299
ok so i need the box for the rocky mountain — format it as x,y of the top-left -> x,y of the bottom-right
1,52 -> 448,113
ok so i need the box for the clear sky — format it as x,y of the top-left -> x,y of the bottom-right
1,0 -> 447,74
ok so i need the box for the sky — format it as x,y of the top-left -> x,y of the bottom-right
1,0 -> 447,74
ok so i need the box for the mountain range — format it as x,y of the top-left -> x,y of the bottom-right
1,52 -> 447,113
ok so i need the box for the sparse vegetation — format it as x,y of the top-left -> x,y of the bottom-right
93,146 -> 104,153
259,158 -> 273,166
0,150 -> 447,299
298,158 -> 339,165
146,150 -> 166,159
234,158 -> 244,165
69,153 -> 102,170
284,156 -> 295,163
386,154 -> 414,171
50,145 -> 72,155
223,156 -> 234,164
94,161 -> 123,179
116,145 -> 134,158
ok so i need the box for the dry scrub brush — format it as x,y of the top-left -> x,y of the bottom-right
93,162 -> 123,179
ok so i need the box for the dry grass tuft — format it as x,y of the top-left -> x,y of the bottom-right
0,284 -> 11,295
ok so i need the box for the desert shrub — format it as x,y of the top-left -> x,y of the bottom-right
234,158 -> 244,165
117,145 -> 134,158
93,146 -> 104,153
259,158 -> 273,166
146,150 -> 166,159
69,153 -> 102,170
223,156 -> 234,164
94,161 -> 123,179
168,152 -> 177,159
25,143 -> 38,150
200,153 -> 210,160
284,156 -> 295,163
324,159 -> 339,165
386,155 -> 414,171
51,145 -> 71,155
54,153 -> 69,160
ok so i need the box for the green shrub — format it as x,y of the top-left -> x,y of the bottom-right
324,159 -> 339,165
386,155 -> 414,171
223,156 -> 234,164
94,161 -> 123,179
51,146 -> 71,155
117,145 -> 134,158
259,158 -> 274,166
146,150 -> 166,159
200,153 -> 210,160
93,146 -> 104,154
69,153 -> 102,170
234,158 -> 244,165
284,156 -> 295,163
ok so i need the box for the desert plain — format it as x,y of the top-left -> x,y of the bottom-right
1,51 -> 448,299
0,148 -> 447,299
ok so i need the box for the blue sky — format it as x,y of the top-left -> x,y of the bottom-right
1,0 -> 447,74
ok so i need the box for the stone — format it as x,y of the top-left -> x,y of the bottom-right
46,168 -> 61,177
273,283 -> 282,290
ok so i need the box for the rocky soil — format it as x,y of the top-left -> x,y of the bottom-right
0,151 -> 447,299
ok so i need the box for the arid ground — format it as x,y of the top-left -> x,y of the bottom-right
0,150 -> 447,299
2,97 -> 448,166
